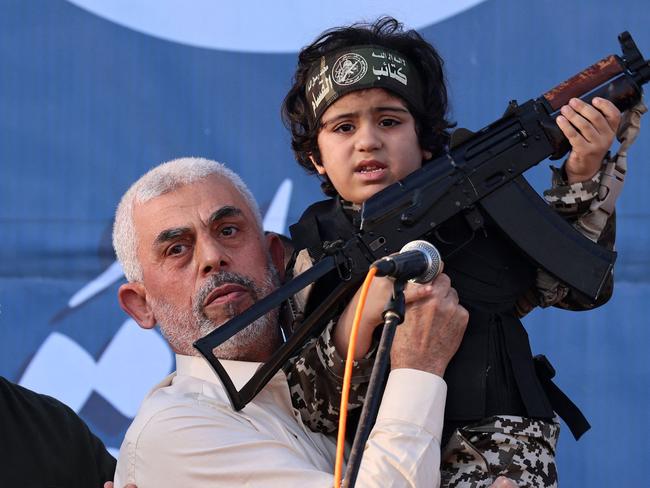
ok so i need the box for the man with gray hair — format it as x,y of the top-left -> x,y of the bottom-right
112,157 -> 469,487
112,157 -> 279,361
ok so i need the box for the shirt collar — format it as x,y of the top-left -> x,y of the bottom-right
175,354 -> 286,391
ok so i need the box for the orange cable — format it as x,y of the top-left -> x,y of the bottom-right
333,267 -> 377,488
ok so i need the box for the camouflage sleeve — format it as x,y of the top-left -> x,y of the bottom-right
283,320 -> 375,434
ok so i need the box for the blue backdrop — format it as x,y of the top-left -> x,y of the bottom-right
1,0 -> 648,485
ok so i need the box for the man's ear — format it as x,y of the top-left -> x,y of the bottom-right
117,282 -> 157,329
308,154 -> 327,176
266,232 -> 288,281
422,149 -> 433,161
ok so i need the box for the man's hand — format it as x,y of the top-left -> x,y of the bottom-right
557,97 -> 621,184
334,272 -> 446,359
390,273 -> 468,376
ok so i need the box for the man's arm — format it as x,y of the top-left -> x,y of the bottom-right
115,403 -> 335,487
114,372 -> 447,487
111,476 -> 516,488
355,273 -> 468,486
115,274 -> 467,488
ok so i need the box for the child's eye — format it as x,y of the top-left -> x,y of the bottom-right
379,118 -> 401,127
334,123 -> 354,133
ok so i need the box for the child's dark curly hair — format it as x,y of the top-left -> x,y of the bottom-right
282,17 -> 454,196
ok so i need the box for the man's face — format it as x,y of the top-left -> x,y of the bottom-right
129,174 -> 281,360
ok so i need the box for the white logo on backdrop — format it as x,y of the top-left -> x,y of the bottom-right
66,0 -> 487,53
20,320 -> 172,418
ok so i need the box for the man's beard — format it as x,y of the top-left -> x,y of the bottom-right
152,266 -> 281,361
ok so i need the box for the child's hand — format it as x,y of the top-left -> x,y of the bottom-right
557,97 -> 620,184
333,276 -> 394,359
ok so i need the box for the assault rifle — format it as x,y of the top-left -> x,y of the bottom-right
195,32 -> 650,411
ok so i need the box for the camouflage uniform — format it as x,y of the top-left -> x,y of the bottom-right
442,102 -> 645,487
282,165 -> 617,487
438,170 -> 605,488
441,416 -> 560,488
284,319 -> 374,433
284,103 -> 646,486
284,157 -> 620,444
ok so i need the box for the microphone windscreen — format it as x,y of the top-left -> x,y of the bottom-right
399,240 -> 442,283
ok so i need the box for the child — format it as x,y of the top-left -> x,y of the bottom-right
282,17 -> 628,487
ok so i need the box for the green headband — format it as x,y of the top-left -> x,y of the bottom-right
305,45 -> 424,124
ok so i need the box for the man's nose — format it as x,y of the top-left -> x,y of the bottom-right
197,239 -> 229,276
354,123 -> 382,152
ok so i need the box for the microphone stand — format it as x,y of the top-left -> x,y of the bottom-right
342,280 -> 406,488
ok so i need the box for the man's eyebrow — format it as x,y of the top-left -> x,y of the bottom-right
151,207 -> 243,247
209,206 -> 243,223
153,227 -> 191,246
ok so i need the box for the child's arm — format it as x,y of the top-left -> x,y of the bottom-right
333,275 -> 443,359
284,318 -> 375,434
282,249 -> 380,434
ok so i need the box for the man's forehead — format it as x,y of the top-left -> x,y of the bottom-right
133,175 -> 253,234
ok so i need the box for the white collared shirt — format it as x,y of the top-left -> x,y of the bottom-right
115,354 -> 446,487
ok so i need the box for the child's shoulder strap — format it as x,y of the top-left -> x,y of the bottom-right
289,198 -> 357,262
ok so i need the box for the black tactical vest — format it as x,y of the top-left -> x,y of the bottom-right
291,198 -> 587,441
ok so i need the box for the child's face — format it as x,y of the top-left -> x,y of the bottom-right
311,88 -> 431,205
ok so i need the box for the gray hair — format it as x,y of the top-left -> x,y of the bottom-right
113,157 -> 263,282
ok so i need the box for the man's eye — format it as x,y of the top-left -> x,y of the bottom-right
220,225 -> 239,237
167,243 -> 188,256
334,123 -> 354,133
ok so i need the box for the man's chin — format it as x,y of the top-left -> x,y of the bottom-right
203,310 -> 280,362
201,313 -> 235,332
198,309 -> 245,338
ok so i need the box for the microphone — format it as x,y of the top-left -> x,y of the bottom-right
372,240 -> 442,283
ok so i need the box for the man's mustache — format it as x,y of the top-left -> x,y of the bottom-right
194,272 -> 258,315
